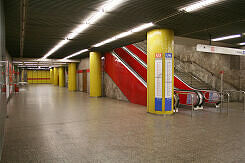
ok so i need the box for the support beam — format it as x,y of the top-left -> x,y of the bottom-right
50,68 -> 54,84
147,29 -> 174,115
53,67 -> 59,86
68,63 -> 76,91
59,67 -> 65,87
89,52 -> 102,97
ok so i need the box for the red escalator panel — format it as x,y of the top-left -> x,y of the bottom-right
125,44 -> 147,63
114,48 -> 147,81
104,52 -> 147,106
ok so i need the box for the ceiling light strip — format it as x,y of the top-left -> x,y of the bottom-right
93,23 -> 154,48
211,34 -> 241,41
61,22 -> 154,59
180,0 -> 223,12
41,0 -> 125,59
238,42 -> 245,46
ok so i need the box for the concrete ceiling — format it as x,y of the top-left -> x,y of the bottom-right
4,0 -> 245,59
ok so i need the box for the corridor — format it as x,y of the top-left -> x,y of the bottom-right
1,85 -> 245,162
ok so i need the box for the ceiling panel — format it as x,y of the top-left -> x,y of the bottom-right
4,0 -> 245,58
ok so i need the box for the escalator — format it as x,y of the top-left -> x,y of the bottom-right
104,45 -> 205,108
123,44 -> 221,106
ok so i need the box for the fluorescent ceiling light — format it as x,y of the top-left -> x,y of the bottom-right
238,42 -> 245,46
211,34 -> 241,41
93,22 -> 154,47
63,49 -> 89,60
41,0 -> 125,59
180,0 -> 223,12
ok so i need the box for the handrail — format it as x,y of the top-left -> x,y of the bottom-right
175,62 -> 213,90
203,91 -> 230,114
223,90 -> 245,112
112,51 -> 147,88
132,43 -> 147,54
122,47 -> 147,68
175,91 -> 195,118
175,56 -> 240,90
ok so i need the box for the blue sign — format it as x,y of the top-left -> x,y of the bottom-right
165,53 -> 172,58
155,98 -> 162,111
165,98 -> 172,111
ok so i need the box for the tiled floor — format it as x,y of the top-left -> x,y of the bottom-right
1,84 -> 245,162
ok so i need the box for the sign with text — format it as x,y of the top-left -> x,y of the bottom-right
165,53 -> 173,111
155,53 -> 162,111
197,44 -> 245,56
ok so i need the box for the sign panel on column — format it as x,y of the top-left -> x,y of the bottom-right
165,53 -> 173,111
155,53 -> 162,111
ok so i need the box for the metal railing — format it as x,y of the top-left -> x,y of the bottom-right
223,90 -> 245,112
203,91 -> 230,114
175,91 -> 195,118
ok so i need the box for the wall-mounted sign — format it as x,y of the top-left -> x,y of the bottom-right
155,53 -> 162,111
165,53 -> 172,111
196,44 -> 245,56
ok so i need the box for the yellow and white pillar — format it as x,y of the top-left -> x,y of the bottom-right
147,29 -> 174,115
68,63 -> 76,91
50,68 -> 54,84
89,52 -> 102,97
53,67 -> 59,86
59,67 -> 65,87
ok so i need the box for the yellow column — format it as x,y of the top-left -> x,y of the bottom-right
68,63 -> 76,91
53,67 -> 59,86
147,29 -> 174,115
89,52 -> 102,97
50,68 -> 54,84
59,67 -> 65,87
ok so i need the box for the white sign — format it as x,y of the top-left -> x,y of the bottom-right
165,53 -> 173,111
165,53 -> 172,98
196,44 -> 245,56
155,53 -> 162,111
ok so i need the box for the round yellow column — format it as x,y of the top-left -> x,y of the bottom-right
53,67 -> 59,86
59,67 -> 65,87
147,29 -> 174,115
68,63 -> 76,91
89,52 -> 102,97
50,68 -> 54,84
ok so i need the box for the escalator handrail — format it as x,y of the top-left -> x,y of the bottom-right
122,47 -> 147,68
112,51 -> 147,88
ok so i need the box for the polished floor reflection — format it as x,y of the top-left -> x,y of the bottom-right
1,84 -> 245,162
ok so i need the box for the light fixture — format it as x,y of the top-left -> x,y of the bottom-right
238,42 -> 245,46
63,49 -> 89,60
41,0 -> 125,59
211,34 -> 241,41
180,0 -> 223,12
93,22 -> 154,47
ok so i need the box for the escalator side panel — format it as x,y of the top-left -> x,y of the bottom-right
125,45 -> 147,64
174,76 -> 192,90
104,53 -> 147,106
114,48 -> 147,81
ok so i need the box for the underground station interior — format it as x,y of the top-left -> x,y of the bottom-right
0,0 -> 245,162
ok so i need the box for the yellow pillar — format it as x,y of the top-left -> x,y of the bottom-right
68,63 -> 76,91
53,67 -> 59,86
59,67 -> 65,87
147,29 -> 174,115
50,68 -> 54,84
89,52 -> 102,97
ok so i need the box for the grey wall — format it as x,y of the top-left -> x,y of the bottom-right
77,58 -> 90,93
0,0 -> 6,160
103,73 -> 128,101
